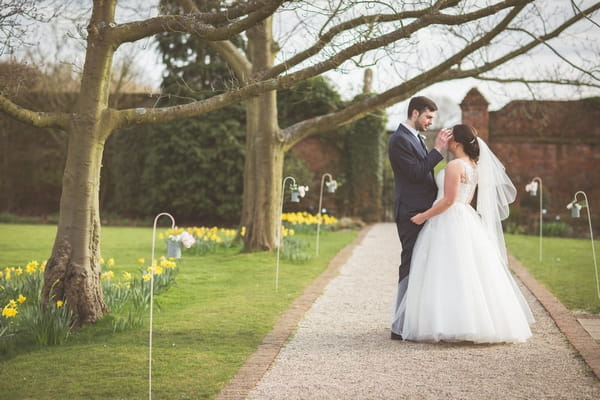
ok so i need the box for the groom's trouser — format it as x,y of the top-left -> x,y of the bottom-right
391,217 -> 424,334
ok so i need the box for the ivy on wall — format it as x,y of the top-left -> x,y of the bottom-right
337,94 -> 388,222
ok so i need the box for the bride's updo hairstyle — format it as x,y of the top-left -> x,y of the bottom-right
452,124 -> 480,162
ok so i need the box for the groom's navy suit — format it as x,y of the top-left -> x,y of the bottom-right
388,123 -> 443,334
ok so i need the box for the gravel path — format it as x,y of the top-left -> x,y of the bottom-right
246,223 -> 600,399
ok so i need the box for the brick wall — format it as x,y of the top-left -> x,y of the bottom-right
461,89 -> 600,233
289,137 -> 342,214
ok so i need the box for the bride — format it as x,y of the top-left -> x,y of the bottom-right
397,124 -> 534,343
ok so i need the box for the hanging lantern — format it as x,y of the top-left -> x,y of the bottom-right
166,239 -> 182,258
571,203 -> 582,218
525,181 -> 538,196
326,180 -> 338,193
290,191 -> 300,203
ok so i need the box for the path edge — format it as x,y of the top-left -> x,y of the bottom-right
509,254 -> 600,380
215,225 -> 373,400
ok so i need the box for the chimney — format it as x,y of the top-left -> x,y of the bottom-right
460,88 -> 489,141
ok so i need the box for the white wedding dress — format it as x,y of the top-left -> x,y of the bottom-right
400,160 -> 534,343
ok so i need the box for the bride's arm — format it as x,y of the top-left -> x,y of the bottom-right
411,160 -> 462,225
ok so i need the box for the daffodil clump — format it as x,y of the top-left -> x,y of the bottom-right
0,255 -> 181,348
160,226 -> 242,255
100,256 -> 179,332
279,211 -> 340,263
0,260 -> 73,347
282,211 -> 338,233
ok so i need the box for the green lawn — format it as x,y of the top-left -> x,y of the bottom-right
0,223 -> 357,399
2,224 -> 598,399
506,233 -> 600,313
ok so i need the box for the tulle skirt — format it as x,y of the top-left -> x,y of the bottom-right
400,203 -> 534,343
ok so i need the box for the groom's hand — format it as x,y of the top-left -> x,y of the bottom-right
434,128 -> 452,153
411,213 -> 426,225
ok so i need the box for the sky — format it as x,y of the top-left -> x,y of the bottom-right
3,0 -> 599,130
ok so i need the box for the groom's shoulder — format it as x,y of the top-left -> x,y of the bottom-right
393,123 -> 410,135
390,125 -> 410,144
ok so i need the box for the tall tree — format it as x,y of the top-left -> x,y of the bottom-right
0,0 -> 598,325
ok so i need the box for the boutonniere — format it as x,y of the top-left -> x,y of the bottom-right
419,134 -> 426,141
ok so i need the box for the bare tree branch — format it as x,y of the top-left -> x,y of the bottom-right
266,0 -> 461,78
280,0 -> 531,147
445,1 -> 600,82
474,75 -> 600,89
506,27 -> 600,81
110,0 -> 287,45
175,0 -> 252,82
261,0 -> 530,81
0,0 -> 66,56
0,93 -> 69,128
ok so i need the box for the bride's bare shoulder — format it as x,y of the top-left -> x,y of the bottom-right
445,159 -> 464,169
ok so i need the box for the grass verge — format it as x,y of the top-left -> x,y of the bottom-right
506,233 -> 600,313
0,223 -> 357,399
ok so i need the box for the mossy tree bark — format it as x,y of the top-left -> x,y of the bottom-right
239,18 -> 283,250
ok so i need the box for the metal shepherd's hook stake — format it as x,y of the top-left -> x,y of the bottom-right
149,212 -> 176,400
276,176 -> 297,292
316,173 -> 336,256
568,191 -> 599,301
526,177 -> 543,262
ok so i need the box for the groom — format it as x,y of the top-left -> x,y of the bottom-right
388,96 -> 451,339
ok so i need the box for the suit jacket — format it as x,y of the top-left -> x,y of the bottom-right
388,123 -> 443,221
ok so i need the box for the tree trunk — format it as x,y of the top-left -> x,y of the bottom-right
41,1 -> 115,324
240,17 -> 283,251
42,117 -> 109,325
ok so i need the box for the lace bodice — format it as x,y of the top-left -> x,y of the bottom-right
435,159 -> 478,204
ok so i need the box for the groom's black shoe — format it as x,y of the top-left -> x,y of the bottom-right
391,332 -> 403,340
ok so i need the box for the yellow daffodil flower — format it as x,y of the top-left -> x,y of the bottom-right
2,306 -> 17,317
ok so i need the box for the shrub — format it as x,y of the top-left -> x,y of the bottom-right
543,221 -> 573,237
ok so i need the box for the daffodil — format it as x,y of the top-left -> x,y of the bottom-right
18,294 -> 26,304
122,272 -> 132,281
25,261 -> 38,274
137,258 -> 145,264
2,305 -> 17,317
56,300 -> 64,308
101,271 -> 115,280
147,266 -> 163,275
107,258 -> 115,266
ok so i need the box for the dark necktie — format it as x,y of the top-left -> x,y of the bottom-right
417,134 -> 427,152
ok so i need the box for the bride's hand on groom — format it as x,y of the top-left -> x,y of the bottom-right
411,213 -> 426,225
